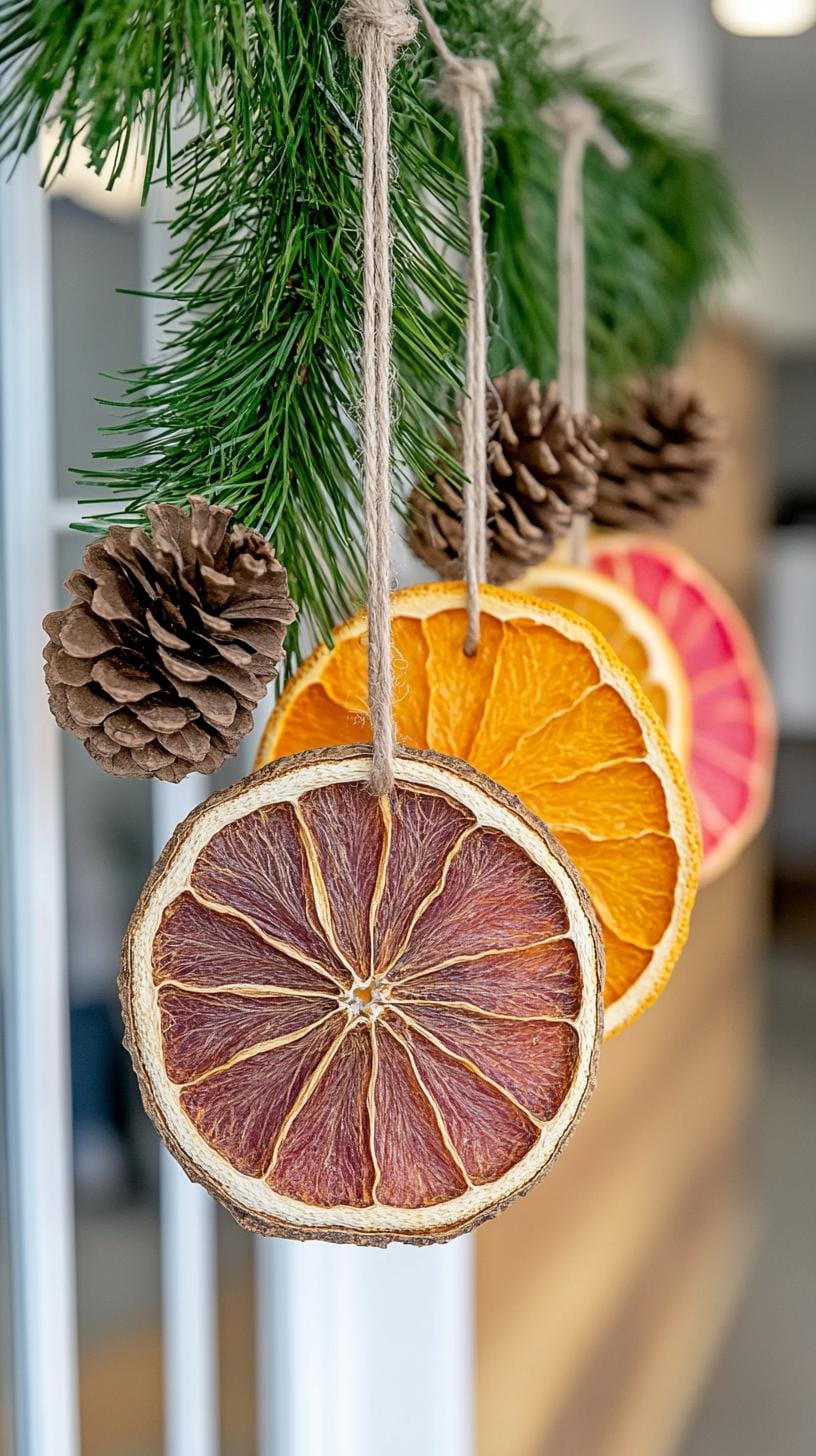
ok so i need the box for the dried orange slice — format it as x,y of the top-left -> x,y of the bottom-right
511,561 -> 692,762
590,536 -> 776,881
257,585 -> 701,1037
122,745 -> 603,1244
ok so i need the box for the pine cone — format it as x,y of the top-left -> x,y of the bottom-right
408,369 -> 604,584
43,497 -> 296,782
593,374 -> 719,531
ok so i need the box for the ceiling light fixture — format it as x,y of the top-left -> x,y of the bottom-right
712,0 -> 816,34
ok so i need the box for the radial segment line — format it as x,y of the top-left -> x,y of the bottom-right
368,795 -> 393,979
291,802 -> 358,979
489,682 -> 602,778
178,1009 -> 342,1089
672,598 -> 714,655
594,903 -> 657,954
395,995 -> 576,1026
531,753 -> 648,787
183,884 -> 349,990
691,735 -> 753,774
694,782 -> 731,837
654,567 -> 682,626
367,1022 -> 384,1204
381,1020 -> 473,1191
264,1023 -> 352,1177
389,1007 -> 544,1129
380,823 -> 478,976
544,823 -> 671,845
390,933 -> 572,986
605,552 -> 635,592
690,661 -> 742,696
158,979 -> 338,1001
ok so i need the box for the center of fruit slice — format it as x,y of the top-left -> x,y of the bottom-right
122,748 -> 603,1243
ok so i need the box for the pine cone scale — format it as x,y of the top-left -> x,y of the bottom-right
409,368 -> 604,583
593,374 -> 719,531
44,497 -> 295,780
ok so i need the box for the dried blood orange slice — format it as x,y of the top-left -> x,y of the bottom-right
590,536 -> 776,882
257,585 -> 701,1037
511,561 -> 692,761
121,745 -> 603,1244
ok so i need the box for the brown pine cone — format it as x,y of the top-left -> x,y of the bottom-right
593,374 -> 720,531
408,369 -> 604,584
43,497 -> 296,782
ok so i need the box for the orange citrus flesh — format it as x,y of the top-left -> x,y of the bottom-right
511,560 -> 692,762
590,536 -> 776,882
122,747 -> 602,1243
257,586 -> 701,1037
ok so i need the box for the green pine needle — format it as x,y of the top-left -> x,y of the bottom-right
0,0 -> 744,668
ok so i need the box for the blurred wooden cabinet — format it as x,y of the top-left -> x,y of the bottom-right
475,324 -> 771,1456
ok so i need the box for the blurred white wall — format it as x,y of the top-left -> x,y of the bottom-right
546,0 -> 719,125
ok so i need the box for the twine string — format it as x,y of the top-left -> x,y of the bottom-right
414,0 -> 496,655
544,96 -> 628,564
342,0 -> 417,795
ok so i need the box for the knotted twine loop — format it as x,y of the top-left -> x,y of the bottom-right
342,0 -> 417,795
544,95 -> 628,565
414,0 -> 496,655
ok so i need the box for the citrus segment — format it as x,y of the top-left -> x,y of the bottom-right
179,1016 -> 345,1179
297,782 -> 385,971
422,610 -> 503,758
470,620 -> 599,775
386,1019 -> 538,1183
370,1029 -> 469,1207
387,826 -> 570,978
373,788 -> 474,974
590,536 -> 776,880
555,829 -> 680,950
154,893 -> 337,995
191,802 -> 351,982
122,746 -> 602,1243
397,1004 -> 579,1120
511,561 -> 691,760
269,1026 -> 375,1207
395,941 -> 581,1019
493,683 -> 647,782
158,987 -> 334,1083
257,586 -> 700,1037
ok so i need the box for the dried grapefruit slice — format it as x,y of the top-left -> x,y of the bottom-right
590,536 -> 776,882
122,745 -> 603,1243
510,561 -> 692,762
257,585 -> 701,1037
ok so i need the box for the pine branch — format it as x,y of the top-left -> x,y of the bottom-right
421,6 -> 744,385
0,0 -> 255,195
1,0 -> 743,668
73,1 -> 468,665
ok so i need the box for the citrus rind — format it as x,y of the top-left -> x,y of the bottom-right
257,585 -> 702,1038
510,559 -> 693,762
122,744 -> 604,1244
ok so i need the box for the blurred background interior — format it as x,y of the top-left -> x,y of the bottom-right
1,1 -> 814,1454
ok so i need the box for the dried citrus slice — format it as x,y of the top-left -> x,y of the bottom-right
511,561 -> 692,762
590,536 -> 776,882
122,745 -> 603,1244
257,585 -> 701,1037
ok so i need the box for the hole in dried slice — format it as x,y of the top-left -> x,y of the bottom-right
590,536 -> 776,881
122,745 -> 602,1244
256,584 -> 701,1038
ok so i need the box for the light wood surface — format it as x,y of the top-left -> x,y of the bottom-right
475,323 -> 771,1456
